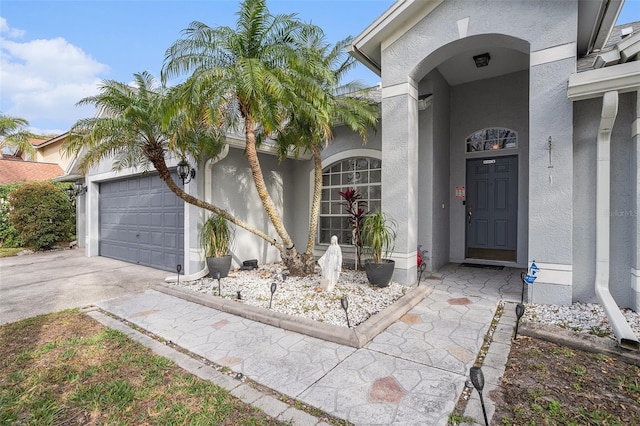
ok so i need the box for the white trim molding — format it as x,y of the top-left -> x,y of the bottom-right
389,251 -> 416,270
568,61 -> 640,101
633,118 -> 639,138
530,42 -> 576,67
533,262 -> 573,285
457,17 -> 469,39
381,81 -> 418,100
530,262 -> 573,305
632,268 -> 640,314
632,268 -> 640,292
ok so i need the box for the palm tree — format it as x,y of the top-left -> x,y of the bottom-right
275,35 -> 379,272
162,0 -> 329,274
0,114 -> 36,160
63,71 -> 277,244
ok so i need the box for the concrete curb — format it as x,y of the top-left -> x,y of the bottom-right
152,282 -> 432,348
520,322 -> 640,366
83,307 -> 330,426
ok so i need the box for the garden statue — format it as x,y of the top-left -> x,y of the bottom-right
318,235 -> 342,291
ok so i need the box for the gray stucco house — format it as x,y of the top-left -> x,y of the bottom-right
74,0 -> 639,316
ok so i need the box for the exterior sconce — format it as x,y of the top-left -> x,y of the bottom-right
473,52 -> 491,68
177,158 -> 196,185
75,180 -> 87,195
67,180 -> 87,198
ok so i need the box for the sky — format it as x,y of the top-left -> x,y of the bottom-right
1,0 -> 639,137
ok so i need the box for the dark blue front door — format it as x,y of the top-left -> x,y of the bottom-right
465,156 -> 518,261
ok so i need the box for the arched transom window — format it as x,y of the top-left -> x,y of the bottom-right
319,157 -> 381,245
466,128 -> 517,152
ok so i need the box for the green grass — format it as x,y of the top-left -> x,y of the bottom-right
0,310 -> 288,425
0,247 -> 22,257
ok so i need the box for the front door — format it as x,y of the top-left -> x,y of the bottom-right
465,156 -> 518,262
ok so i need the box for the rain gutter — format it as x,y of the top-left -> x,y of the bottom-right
595,90 -> 639,351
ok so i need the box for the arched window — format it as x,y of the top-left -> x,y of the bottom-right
466,127 -> 517,152
319,157 -> 381,245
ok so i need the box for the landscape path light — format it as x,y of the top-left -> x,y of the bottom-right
340,297 -> 350,328
216,271 -> 221,296
514,272 -> 527,340
269,282 -> 277,309
176,264 -> 182,286
514,303 -> 525,340
469,366 -> 489,426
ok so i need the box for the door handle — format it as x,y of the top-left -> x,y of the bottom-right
467,207 -> 473,226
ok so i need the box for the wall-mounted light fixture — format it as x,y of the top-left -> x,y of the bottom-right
177,158 -> 196,185
473,52 -> 491,68
66,179 -> 87,198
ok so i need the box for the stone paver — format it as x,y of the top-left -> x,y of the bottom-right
94,264 -> 524,426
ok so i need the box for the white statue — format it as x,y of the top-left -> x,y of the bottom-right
317,235 -> 342,291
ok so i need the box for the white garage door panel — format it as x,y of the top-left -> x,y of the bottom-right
99,173 -> 184,272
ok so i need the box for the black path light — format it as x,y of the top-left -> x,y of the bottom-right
514,272 -> 528,340
216,271 -> 222,296
514,303 -> 526,339
176,264 -> 182,286
237,291 -> 242,300
269,282 -> 277,309
340,297 -> 350,328
418,262 -> 427,285
177,158 -> 196,185
470,366 -> 489,426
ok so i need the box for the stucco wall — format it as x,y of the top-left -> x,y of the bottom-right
448,70 -> 529,265
573,92 -> 637,308
383,0 -> 577,86
418,68 -> 451,271
209,148 -> 294,268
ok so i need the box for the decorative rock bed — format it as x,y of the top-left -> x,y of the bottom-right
171,263 -> 410,327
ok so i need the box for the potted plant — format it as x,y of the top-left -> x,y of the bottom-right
361,210 -> 397,287
200,214 -> 233,278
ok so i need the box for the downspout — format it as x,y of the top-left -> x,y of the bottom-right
595,91 -> 640,351
165,145 -> 230,282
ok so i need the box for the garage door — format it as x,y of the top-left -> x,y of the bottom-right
99,173 -> 184,272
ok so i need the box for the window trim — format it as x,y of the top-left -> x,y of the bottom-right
465,127 -> 518,153
310,149 -> 382,251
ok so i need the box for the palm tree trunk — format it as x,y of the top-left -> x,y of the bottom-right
243,117 -> 295,251
306,144 -> 323,255
149,148 -> 282,251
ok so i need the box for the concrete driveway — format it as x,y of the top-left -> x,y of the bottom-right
0,249 -> 169,325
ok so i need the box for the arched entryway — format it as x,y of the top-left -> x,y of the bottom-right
412,34 -> 530,271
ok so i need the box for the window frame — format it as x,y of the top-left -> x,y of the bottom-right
316,151 -> 382,247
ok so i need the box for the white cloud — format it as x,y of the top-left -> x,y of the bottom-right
0,18 -> 109,132
0,17 -> 25,38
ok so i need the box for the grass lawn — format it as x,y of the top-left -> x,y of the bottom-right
0,310 -> 288,425
0,247 -> 23,258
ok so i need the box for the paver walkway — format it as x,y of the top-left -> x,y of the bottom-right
96,264 -> 524,425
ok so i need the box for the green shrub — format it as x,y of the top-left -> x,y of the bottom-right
7,181 -> 75,251
0,184 -> 24,248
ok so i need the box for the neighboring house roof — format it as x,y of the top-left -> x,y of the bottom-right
0,159 -> 64,185
32,132 -> 69,149
29,136 -> 51,147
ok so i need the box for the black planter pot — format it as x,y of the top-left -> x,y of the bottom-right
206,255 -> 232,278
364,259 -> 395,287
